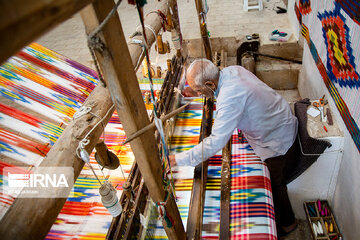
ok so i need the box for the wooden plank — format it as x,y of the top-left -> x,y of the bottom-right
219,53 -> 230,239
186,97 -> 214,240
219,140 -> 232,240
194,0 -> 212,61
0,84 -> 114,240
81,1 -> 185,239
0,0 -> 93,64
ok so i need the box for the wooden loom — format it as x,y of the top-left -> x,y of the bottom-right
0,0 -> 277,239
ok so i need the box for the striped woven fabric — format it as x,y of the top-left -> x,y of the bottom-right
201,130 -> 276,240
0,43 -> 127,239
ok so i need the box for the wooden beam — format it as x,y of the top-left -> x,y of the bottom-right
219,140 -> 231,240
186,98 -> 214,240
219,52 -> 230,239
194,0 -> 212,60
81,0 -> 185,239
0,84 -> 114,240
0,0 -> 93,65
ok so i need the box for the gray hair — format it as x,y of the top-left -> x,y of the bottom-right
187,58 -> 219,86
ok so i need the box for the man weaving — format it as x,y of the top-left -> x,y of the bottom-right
169,58 -> 298,237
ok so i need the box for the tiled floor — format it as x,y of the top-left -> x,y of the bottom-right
286,219 -> 313,240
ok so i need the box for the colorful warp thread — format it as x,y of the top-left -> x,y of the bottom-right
0,43 -> 135,239
296,1 -> 360,152
145,98 -> 202,239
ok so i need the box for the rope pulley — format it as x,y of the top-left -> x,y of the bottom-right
94,139 -> 120,170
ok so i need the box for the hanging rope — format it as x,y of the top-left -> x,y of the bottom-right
88,0 -> 122,42
75,105 -> 115,183
86,0 -> 123,87
146,10 -> 168,31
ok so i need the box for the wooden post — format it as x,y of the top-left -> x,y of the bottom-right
0,0 -> 93,65
220,140 -> 232,240
194,0 -> 212,60
81,0 -> 185,239
219,52 -> 231,239
0,85 -> 114,240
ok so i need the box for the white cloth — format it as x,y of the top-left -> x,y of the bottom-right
175,65 -> 298,167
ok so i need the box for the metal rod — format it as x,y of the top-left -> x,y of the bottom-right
123,102 -> 190,145
247,51 -> 302,64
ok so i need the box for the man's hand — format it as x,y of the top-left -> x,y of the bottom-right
169,155 -> 177,167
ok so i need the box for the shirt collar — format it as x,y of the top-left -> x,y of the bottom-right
214,70 -> 223,98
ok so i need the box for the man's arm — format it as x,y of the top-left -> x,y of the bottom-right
173,104 -> 240,167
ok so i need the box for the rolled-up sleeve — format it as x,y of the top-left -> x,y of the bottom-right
175,104 -> 241,167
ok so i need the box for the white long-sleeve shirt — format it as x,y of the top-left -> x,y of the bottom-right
175,65 -> 298,166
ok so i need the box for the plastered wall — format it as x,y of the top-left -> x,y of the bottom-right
288,1 -> 360,239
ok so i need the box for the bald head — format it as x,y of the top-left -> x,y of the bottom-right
186,59 -> 219,98
187,59 -> 219,86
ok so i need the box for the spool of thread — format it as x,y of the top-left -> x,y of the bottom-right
156,35 -> 165,54
145,92 -> 150,104
166,12 -> 173,31
165,41 -> 170,53
142,58 -> 154,78
167,59 -> 172,72
171,29 -> 181,50
156,66 -> 162,78
100,182 -> 122,217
